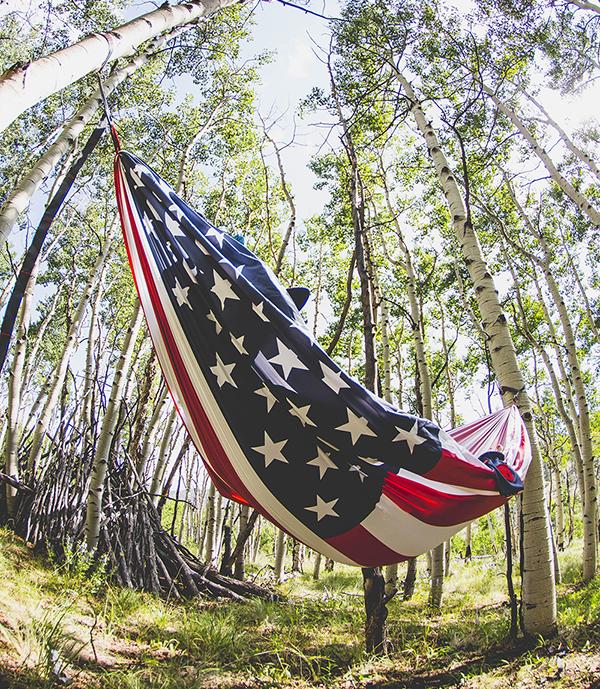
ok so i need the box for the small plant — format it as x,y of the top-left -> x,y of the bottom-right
48,539 -> 109,594
0,604 -> 85,685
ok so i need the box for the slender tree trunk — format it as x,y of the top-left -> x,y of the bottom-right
27,231 -> 115,472
399,73 -> 556,636
464,523 -> 472,560
0,137 -> 94,374
483,85 -> 600,226
403,557 -> 417,600
312,552 -> 322,580
0,0 -> 243,134
261,127 -> 297,275
137,385 -> 169,476
203,482 -> 217,563
0,31 -> 178,249
149,406 -> 178,505
506,184 -> 597,580
518,85 -> 600,184
330,57 -> 386,653
274,528 -> 286,583
553,466 -> 565,551
85,304 -> 143,550
233,504 -> 250,579
568,0 -> 600,16
3,262 -> 39,516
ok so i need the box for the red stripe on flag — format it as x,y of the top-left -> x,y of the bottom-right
382,468 -> 505,527
327,524 -> 407,567
424,449 -> 498,492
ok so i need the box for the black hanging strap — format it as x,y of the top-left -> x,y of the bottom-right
97,75 -> 121,152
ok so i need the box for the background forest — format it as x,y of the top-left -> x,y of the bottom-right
0,0 -> 598,687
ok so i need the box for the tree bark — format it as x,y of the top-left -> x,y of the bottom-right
484,85 -> 600,226
274,528 -> 286,583
398,73 -> 556,636
506,183 -> 597,581
26,229 -> 115,473
0,121 -> 107,375
85,303 -> 144,550
0,0 -> 243,134
0,28 -> 180,249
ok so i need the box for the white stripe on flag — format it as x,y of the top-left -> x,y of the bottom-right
361,493 -> 471,559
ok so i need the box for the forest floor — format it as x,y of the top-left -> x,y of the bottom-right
0,527 -> 598,689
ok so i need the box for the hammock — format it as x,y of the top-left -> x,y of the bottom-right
114,150 -> 530,567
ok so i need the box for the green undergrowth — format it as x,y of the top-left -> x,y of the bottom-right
0,527 -> 598,689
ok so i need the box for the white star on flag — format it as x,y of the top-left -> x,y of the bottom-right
231,333 -> 248,355
166,212 -> 186,237
131,165 -> 145,187
168,202 -> 184,220
211,270 -> 239,309
210,354 -> 236,388
305,495 -> 339,521
142,212 -> 155,235
172,278 -> 191,309
349,464 -> 368,482
252,301 -> 269,322
207,311 -> 222,334
206,226 -> 225,247
252,432 -> 288,467
393,419 -> 426,454
288,400 -> 316,427
132,162 -> 146,178
307,447 -> 337,479
335,409 -> 376,445
255,385 -> 277,412
359,456 -> 384,466
268,339 -> 308,379
320,361 -> 350,394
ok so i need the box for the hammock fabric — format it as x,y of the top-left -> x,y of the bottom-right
114,150 -> 530,567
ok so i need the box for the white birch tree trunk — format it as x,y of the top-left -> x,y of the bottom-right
568,0 -> 600,14
398,73 -> 556,636
274,528 -> 286,583
203,481 -> 217,563
149,406 -> 178,505
0,0 -> 243,133
507,184 -> 597,580
0,29 -> 182,249
85,303 -> 144,550
483,85 -> 600,226
27,232 -> 115,472
518,86 -> 600,184
553,466 -> 565,552
3,261 -> 39,514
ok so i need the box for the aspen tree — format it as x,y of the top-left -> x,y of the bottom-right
516,85 -> 600,184
483,85 -> 600,226
397,74 -> 556,636
380,165 -> 443,609
274,529 -> 286,583
85,303 -> 144,550
0,0 -> 244,134
27,230 -> 116,473
149,406 -> 179,505
203,482 -> 217,563
0,28 -> 182,249
506,183 -> 597,580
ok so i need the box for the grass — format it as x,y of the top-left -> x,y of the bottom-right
0,527 -> 598,688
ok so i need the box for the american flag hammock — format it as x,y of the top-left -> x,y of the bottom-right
114,150 -> 530,567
